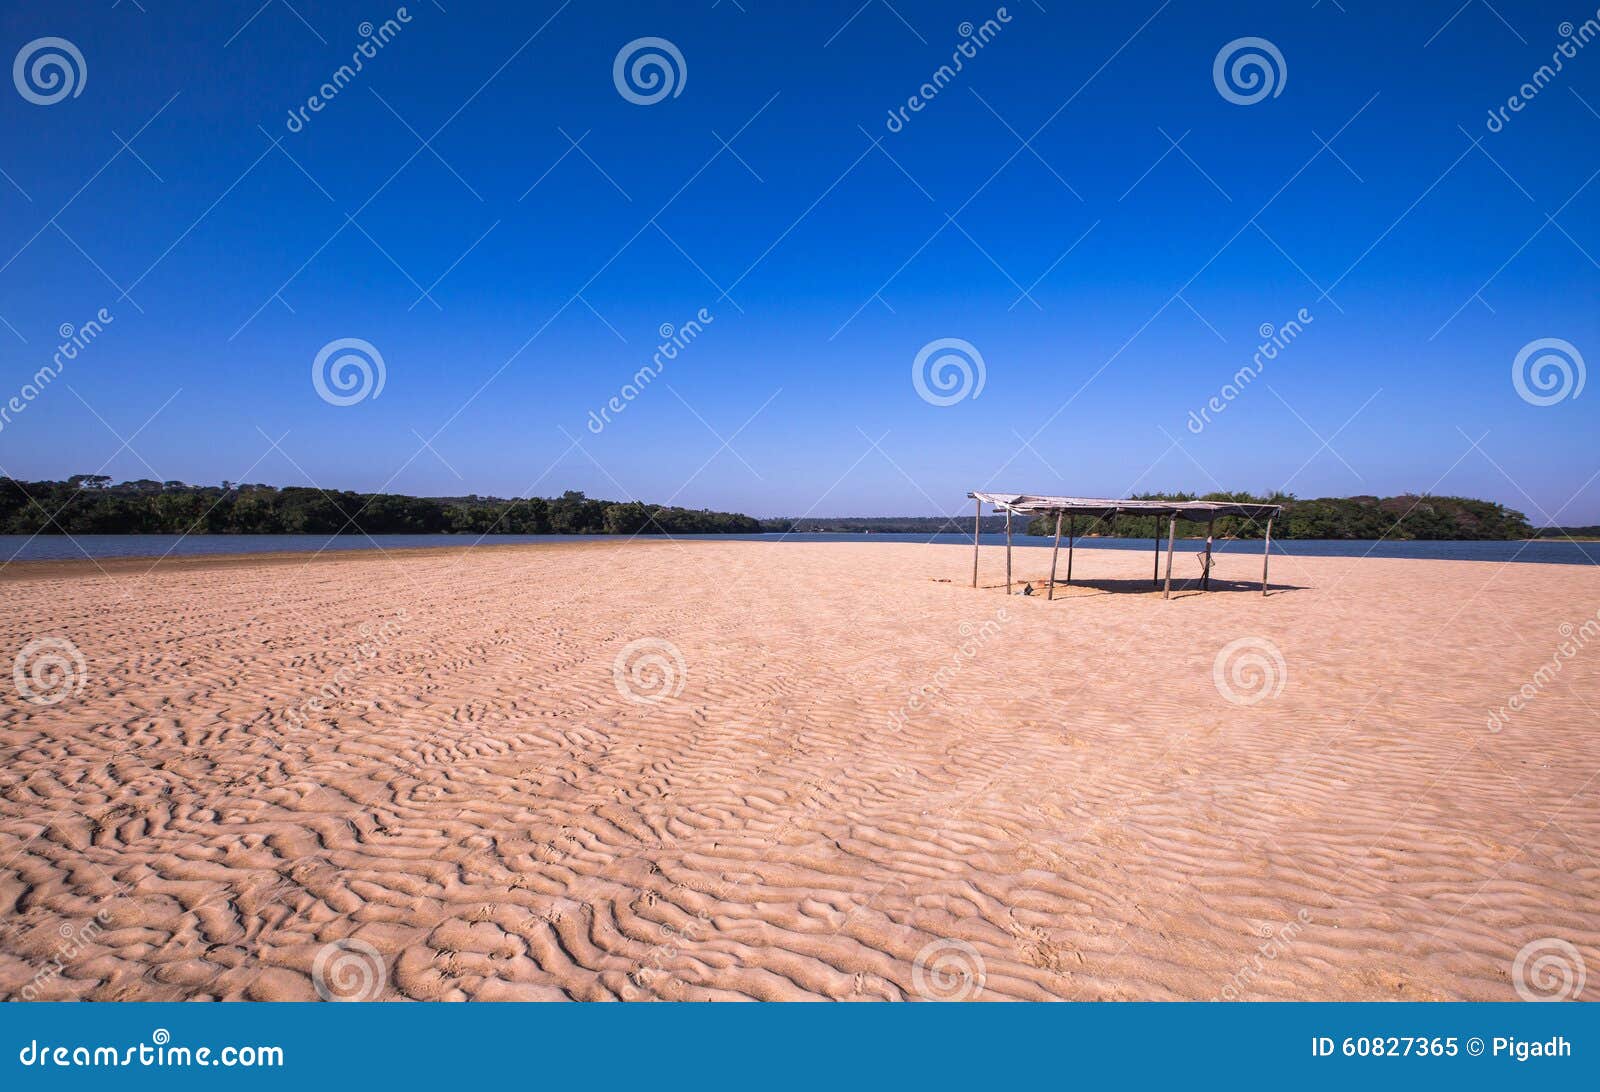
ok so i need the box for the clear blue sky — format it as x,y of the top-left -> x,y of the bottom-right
1,0 -> 1596,522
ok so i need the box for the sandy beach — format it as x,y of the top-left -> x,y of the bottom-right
1,540 -> 1596,1001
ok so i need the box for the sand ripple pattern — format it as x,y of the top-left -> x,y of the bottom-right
0,542 -> 1596,1000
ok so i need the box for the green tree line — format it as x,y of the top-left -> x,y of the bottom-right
0,477 -> 763,536
1018,492 -> 1533,540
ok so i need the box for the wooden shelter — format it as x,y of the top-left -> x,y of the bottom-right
967,492 -> 1284,599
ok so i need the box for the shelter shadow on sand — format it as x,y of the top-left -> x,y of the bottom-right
968,491 -> 1285,600
995,576 -> 1307,599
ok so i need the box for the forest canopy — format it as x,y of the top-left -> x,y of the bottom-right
0,478 -> 763,536
1014,492 -> 1534,541
765,493 -> 1538,540
0,480 -> 1546,541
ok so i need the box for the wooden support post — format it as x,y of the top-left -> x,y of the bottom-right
1004,508 -> 1014,595
1162,514 -> 1177,600
1203,518 -> 1215,592
1067,514 -> 1075,584
971,498 -> 981,588
1261,513 -> 1274,596
1153,520 -> 1161,586
1047,511 -> 1063,600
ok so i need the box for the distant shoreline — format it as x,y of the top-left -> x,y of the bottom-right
5,529 -> 1590,541
3,531 -> 1595,570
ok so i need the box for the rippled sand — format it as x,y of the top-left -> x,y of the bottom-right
0,540 -> 1596,1001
